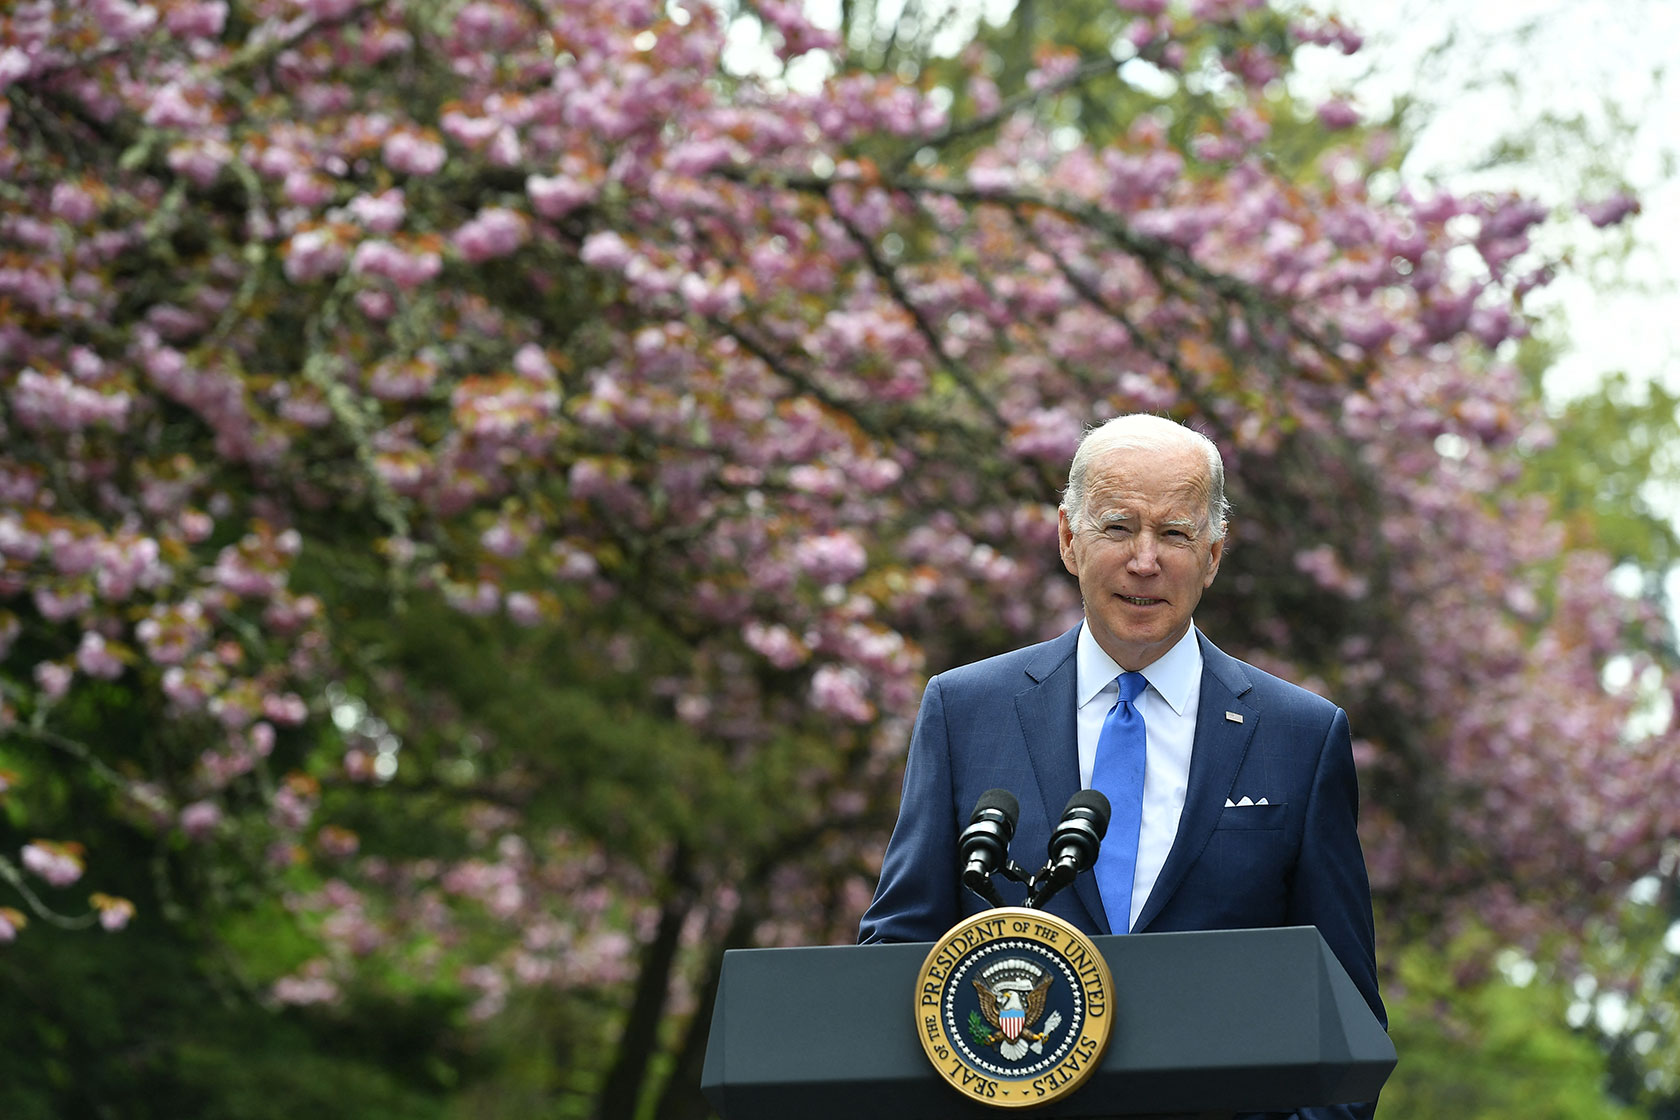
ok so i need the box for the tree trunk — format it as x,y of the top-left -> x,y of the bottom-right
594,844 -> 695,1120
650,901 -> 762,1120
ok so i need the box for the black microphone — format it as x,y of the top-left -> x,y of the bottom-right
958,789 -> 1019,907
1028,790 -> 1110,908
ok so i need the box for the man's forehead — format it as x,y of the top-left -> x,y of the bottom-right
1083,474 -> 1210,516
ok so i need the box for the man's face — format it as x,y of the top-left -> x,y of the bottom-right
1058,442 -> 1223,671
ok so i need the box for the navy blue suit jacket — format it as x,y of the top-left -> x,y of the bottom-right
858,626 -> 1385,1120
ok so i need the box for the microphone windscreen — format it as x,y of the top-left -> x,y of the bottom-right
973,788 -> 1020,825
1063,789 -> 1111,837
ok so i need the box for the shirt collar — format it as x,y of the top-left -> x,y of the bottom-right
1076,621 -> 1203,716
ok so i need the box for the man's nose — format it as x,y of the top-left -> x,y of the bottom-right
1126,532 -> 1161,573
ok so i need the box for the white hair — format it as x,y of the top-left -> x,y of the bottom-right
1060,414 -> 1229,541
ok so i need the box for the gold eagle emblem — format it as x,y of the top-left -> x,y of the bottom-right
973,973 -> 1054,1046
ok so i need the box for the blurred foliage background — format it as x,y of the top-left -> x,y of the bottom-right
3,0 -> 1679,1118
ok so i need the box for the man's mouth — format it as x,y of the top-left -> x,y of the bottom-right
1118,595 -> 1163,607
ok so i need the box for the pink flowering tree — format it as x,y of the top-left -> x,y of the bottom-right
0,0 -> 1673,1111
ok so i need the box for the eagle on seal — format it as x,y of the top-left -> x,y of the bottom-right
974,972 -> 1054,1049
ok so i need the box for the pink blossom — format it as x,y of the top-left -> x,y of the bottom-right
168,137 -> 232,188
21,841 -> 83,887
461,964 -> 509,1020
145,304 -> 204,340
163,663 -> 218,713
1469,304 -> 1520,349
209,544 -> 283,598
283,229 -> 348,283
262,692 -> 309,724
164,1 -> 227,38
316,826 -> 361,859
454,0 -> 521,48
550,542 -> 598,580
1316,98 -> 1360,130
810,664 -> 873,723
34,661 -> 72,700
1408,190 -> 1466,225
273,965 -> 340,1006
76,632 -> 125,679
0,516 -> 42,561
665,138 -> 736,177
350,239 -> 443,289
677,271 -> 742,317
355,289 -> 396,319
34,588 -> 92,623
440,109 -> 501,148
480,520 -> 527,558
744,621 -> 807,669
8,215 -> 58,253
0,47 -> 33,91
1480,195 -> 1549,242
91,0 -> 158,42
347,189 -> 406,233
447,581 -> 501,617
756,0 -> 841,57
486,125 -> 521,167
1294,544 -> 1368,598
95,895 -> 136,931
180,800 -> 223,840
94,534 -> 165,599
0,263 -> 59,313
367,353 -> 438,399
270,783 -> 317,832
137,602 -> 210,666
967,165 -> 1017,194
50,182 -> 100,225
11,368 -> 131,432
580,230 -> 634,272
505,591 -> 543,626
283,170 -> 333,207
1294,17 -> 1363,54
1579,192 -> 1640,229
382,131 -> 447,177
1126,16 -> 1166,48
528,173 -> 595,219
795,531 -> 867,585
144,82 -> 210,131
249,722 -> 276,757
1008,408 -> 1083,461
452,207 -> 529,263
513,343 -> 555,383
296,0 -> 361,21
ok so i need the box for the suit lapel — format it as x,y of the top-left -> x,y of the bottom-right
1013,629 -> 1110,929
1133,633 -> 1257,932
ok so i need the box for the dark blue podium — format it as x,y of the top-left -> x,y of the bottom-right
701,926 -> 1393,1119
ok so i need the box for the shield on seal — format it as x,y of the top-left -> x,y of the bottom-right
1000,996 -> 1025,1041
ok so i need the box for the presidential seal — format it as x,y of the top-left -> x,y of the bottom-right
914,907 -> 1114,1109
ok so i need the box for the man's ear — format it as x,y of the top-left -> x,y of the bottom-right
1058,507 -> 1079,576
1204,534 -> 1225,587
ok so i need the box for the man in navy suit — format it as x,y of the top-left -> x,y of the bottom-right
859,414 -> 1384,1119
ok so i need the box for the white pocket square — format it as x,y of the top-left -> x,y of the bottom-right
1224,796 -> 1270,807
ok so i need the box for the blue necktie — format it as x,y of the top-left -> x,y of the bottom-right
1092,671 -> 1147,934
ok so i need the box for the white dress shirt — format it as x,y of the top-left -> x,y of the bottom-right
1075,621 -> 1202,932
